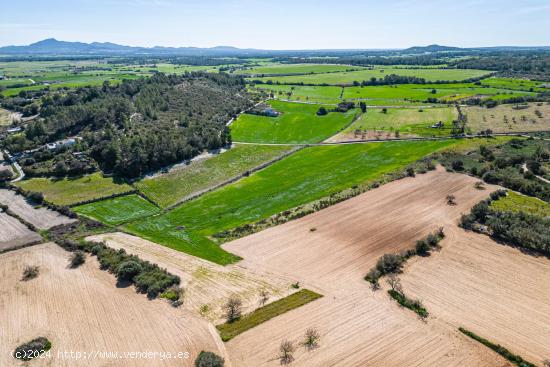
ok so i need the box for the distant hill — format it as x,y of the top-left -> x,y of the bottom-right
402,44 -> 463,53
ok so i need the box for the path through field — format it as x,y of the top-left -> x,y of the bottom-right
222,167 -> 508,366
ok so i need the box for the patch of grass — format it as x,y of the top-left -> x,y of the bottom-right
343,107 -> 458,137
134,145 -> 292,208
15,172 -> 133,206
251,67 -> 492,85
216,289 -> 322,341
73,194 -> 160,225
251,84 -> 343,104
237,63 -> 359,75
463,103 -> 550,133
458,327 -> 536,367
490,191 -> 550,218
231,100 -> 358,144
125,140 -> 456,264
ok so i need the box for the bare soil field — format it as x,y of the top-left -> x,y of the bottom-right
0,212 -> 41,251
87,232 -> 296,324
464,102 -> 550,133
222,167 -> 508,366
400,226 -> 550,365
0,189 -> 75,229
0,243 -> 228,367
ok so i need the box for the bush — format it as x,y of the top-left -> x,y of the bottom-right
195,351 -> 225,367
28,191 -> 44,204
415,240 -> 430,256
376,253 -> 404,274
316,107 -> 328,116
116,260 -> 143,281
22,265 -> 40,281
451,160 -> 464,171
388,290 -> 429,319
13,337 -> 51,361
70,251 -> 86,268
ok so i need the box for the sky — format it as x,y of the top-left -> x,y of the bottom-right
1,0 -> 549,49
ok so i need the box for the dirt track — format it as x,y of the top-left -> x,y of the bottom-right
87,232 -> 296,324
401,226 -> 550,365
0,243 -> 228,367
222,167 -> 508,366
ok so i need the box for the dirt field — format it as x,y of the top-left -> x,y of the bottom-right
400,226 -> 550,365
464,102 -> 550,133
0,212 -> 41,250
0,189 -> 75,229
0,243 -> 228,367
222,167 -> 508,366
87,232 -> 296,324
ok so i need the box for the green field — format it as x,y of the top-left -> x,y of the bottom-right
479,77 -> 547,92
491,191 -> 550,218
236,63 -> 360,75
342,107 -> 458,137
231,100 -> 359,143
134,144 -> 292,208
216,289 -> 323,341
125,140 -> 457,264
73,194 -> 160,225
250,68 -> 492,85
16,172 -> 134,206
251,84 -> 343,104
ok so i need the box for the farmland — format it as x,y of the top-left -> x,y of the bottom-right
463,102 -> 550,133
230,100 -> 359,143
327,106 -> 458,141
400,226 -> 550,366
135,144 -> 293,208
222,167 -> 504,366
0,212 -> 41,251
490,191 -> 550,217
250,84 -> 343,104
0,243 -> 228,366
250,67 -> 493,85
125,141 -> 458,264
0,189 -> 75,229
15,172 -> 134,206
73,194 -> 160,225
236,63 -> 360,75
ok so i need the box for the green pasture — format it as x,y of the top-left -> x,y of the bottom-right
230,100 -> 359,143
491,191 -> 550,218
236,63 -> 360,75
73,194 -> 160,225
134,144 -> 292,208
251,84 -> 343,104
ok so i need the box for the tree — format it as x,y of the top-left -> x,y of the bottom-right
359,101 -> 367,113
278,340 -> 296,365
258,289 -> 270,307
381,108 -> 388,114
0,170 -> 14,182
387,274 -> 403,296
446,194 -> 456,205
223,295 -> 242,323
316,107 -> 328,116
116,260 -> 143,281
195,351 -> 225,367
70,251 -> 86,268
302,328 -> 320,351
28,191 -> 44,204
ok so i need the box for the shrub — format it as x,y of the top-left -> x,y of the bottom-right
13,337 -> 51,361
302,328 -> 321,351
22,265 -> 40,281
223,295 -> 242,323
316,107 -> 328,116
195,351 -> 225,367
406,167 -> 415,177
375,253 -> 404,274
415,240 -> 430,256
388,290 -> 429,320
116,260 -> 143,281
28,191 -> 44,204
70,251 -> 86,268
451,160 -> 464,171
278,340 -> 296,365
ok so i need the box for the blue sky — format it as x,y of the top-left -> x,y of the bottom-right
1,0 -> 549,49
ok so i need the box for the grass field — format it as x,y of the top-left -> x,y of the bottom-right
343,83 -> 533,102
16,172 -> 134,206
216,289 -> 323,341
337,107 -> 458,138
250,68 -> 492,85
125,140 -> 457,264
464,103 -> 550,133
490,191 -> 550,218
251,84 -> 343,104
231,100 -> 358,143
236,63 -> 360,75
479,77 -> 547,92
73,194 -> 160,225
0,108 -> 11,125
134,145 -> 293,208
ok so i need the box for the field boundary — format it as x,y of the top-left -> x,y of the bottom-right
163,145 -> 305,211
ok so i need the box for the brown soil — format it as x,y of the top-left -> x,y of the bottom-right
0,212 -> 41,250
221,167 -> 508,366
